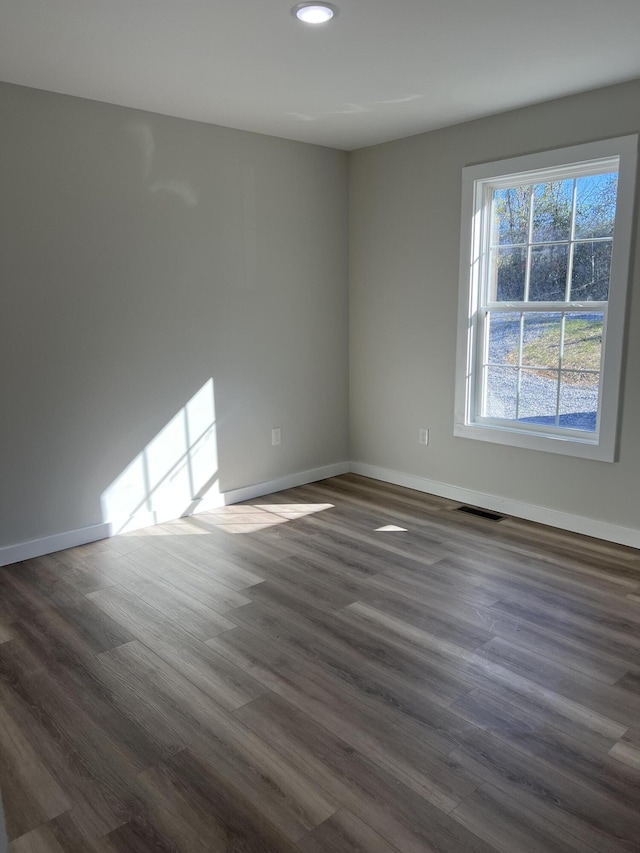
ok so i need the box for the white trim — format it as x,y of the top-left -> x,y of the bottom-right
0,462 -> 350,568
464,137 -> 637,183
221,461 -> 350,505
453,421 -> 608,460
455,134 -> 638,462
4,459 -> 636,566
349,462 -> 640,550
0,522 -> 112,568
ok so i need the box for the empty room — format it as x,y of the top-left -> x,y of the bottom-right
1,1 -> 640,851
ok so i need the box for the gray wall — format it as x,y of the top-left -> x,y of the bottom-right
3,76 -> 640,551
349,79 -> 640,531
0,83 -> 349,548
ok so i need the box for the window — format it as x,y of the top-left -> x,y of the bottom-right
455,136 -> 637,461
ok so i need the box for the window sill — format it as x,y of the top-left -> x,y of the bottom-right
453,421 -> 615,462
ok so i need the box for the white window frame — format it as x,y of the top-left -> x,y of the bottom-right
454,135 -> 638,462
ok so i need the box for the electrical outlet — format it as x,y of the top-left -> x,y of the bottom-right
272,427 -> 281,446
419,428 -> 429,446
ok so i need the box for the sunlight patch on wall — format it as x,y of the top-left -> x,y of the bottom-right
101,379 -> 221,534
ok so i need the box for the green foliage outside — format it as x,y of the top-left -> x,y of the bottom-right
492,174 -> 618,302
505,318 -> 602,386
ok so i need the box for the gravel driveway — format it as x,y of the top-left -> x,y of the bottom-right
486,313 -> 598,431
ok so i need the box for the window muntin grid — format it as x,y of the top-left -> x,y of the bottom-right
478,310 -> 603,434
486,172 -> 618,304
455,136 -> 637,463
475,166 -> 618,438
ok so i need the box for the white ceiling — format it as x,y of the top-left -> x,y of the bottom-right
2,0 -> 640,150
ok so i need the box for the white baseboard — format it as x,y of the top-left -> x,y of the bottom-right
349,462 -> 640,550
5,458 -> 635,566
0,461 -> 350,568
0,522 -> 112,568
222,461 -> 350,505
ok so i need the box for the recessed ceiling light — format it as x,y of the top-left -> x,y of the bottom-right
292,3 -> 338,24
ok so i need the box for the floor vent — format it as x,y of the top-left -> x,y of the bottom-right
455,505 -> 505,521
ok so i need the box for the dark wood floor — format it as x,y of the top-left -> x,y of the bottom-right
1,474 -> 640,852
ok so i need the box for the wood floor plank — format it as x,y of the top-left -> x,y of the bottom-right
208,625 -> 476,758
47,812 -> 113,853
0,634 -> 46,678
227,596 -> 477,708
0,473 -> 638,852
86,585 -> 233,651
210,632 -> 481,814
346,601 -> 628,742
85,587 -> 267,711
98,820 -> 182,853
142,525 -> 267,590
100,749 -> 301,853
105,578 -> 236,642
236,692 -> 497,853
451,782 -> 602,853
248,569 -> 357,611
615,669 -> 640,696
6,633 -> 169,775
96,640 -> 339,841
609,730 -> 640,771
137,636 -> 269,711
375,531 -> 638,605
0,678 -> 127,841
0,571 -> 134,658
8,824 -> 67,853
489,596 -> 640,659
22,552 -> 116,597
297,807 -> 401,853
116,548 -> 253,613
450,726 -> 640,852
450,688 -> 640,809
0,702 -> 71,841
243,576 -> 493,693
0,621 -> 16,643
356,581 -> 629,684
477,636 -> 640,729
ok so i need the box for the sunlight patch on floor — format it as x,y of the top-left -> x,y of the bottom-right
140,503 -> 336,535
204,503 -> 334,533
